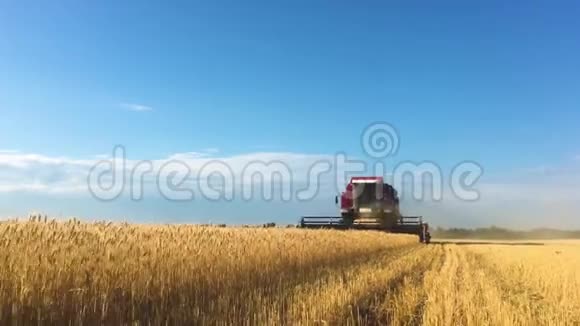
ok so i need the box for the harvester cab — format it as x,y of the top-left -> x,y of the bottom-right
301,176 -> 431,243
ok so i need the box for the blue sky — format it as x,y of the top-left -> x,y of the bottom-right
1,1 -> 579,228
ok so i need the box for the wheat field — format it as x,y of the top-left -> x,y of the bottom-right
1,219 -> 579,325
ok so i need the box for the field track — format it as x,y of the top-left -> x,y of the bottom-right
1,220 -> 579,325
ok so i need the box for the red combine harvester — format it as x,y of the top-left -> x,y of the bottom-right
300,176 -> 431,243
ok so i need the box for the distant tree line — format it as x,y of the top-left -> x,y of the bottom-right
432,226 -> 580,240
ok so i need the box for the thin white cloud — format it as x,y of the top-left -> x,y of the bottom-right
120,102 -> 154,112
1,148 -> 580,230
2,150 -> 579,198
480,157 -> 580,201
0,153 -> 95,168
167,152 -> 211,160
477,183 -> 579,202
2,150 -> 580,228
0,150 -> 334,194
